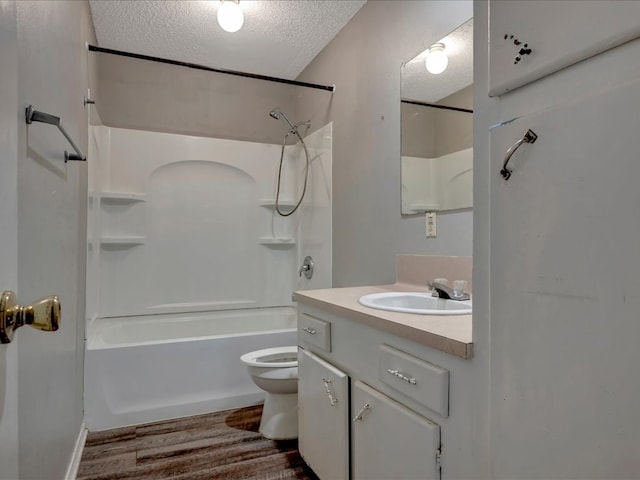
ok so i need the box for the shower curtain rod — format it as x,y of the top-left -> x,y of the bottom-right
401,99 -> 473,114
88,45 -> 335,92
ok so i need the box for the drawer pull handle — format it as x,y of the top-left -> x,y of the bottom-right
322,378 -> 338,407
387,368 -> 417,385
302,327 -> 317,335
353,403 -> 371,422
500,129 -> 538,180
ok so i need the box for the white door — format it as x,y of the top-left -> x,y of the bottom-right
490,77 -> 640,477
352,381 -> 441,480
298,348 -> 349,480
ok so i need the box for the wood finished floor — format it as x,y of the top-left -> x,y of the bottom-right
77,405 -> 319,480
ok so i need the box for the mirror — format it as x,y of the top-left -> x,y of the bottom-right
401,18 -> 473,215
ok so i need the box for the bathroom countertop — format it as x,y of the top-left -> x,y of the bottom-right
295,284 -> 473,359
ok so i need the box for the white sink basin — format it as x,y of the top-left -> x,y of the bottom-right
359,292 -> 472,316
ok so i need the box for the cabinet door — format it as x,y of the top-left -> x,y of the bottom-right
298,349 -> 349,480
490,78 -> 640,477
489,0 -> 640,96
352,381 -> 440,480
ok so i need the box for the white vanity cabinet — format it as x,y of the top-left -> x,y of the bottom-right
297,301 -> 463,480
488,1 -> 640,96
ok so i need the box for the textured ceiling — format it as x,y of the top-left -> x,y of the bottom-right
402,18 -> 473,104
89,0 -> 367,80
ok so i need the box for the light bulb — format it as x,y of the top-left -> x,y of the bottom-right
425,43 -> 448,74
217,0 -> 244,33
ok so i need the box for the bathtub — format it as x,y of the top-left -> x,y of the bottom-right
84,307 -> 297,431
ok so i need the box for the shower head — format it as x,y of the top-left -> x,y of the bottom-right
269,108 -> 281,120
269,107 -> 296,131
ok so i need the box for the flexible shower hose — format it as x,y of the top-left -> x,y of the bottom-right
275,128 -> 310,217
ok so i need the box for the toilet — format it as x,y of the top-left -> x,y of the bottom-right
240,346 -> 298,440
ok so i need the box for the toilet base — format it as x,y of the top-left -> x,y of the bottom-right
259,392 -> 298,440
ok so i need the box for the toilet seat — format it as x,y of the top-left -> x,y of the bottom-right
240,346 -> 298,368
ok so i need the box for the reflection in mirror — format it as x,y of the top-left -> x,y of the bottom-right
401,18 -> 473,215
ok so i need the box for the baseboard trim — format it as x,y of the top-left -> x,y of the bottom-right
64,423 -> 88,480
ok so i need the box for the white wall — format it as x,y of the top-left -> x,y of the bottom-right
296,1 -> 474,287
475,1 -> 640,477
13,1 -> 94,477
0,1 -> 20,477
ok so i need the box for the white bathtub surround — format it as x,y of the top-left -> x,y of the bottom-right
401,148 -> 473,214
297,123 -> 333,292
87,124 -> 332,319
84,307 -> 297,431
84,124 -> 331,429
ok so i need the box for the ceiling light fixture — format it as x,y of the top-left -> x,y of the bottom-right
217,0 -> 244,33
425,43 -> 448,74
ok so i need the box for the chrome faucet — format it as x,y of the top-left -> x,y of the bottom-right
427,279 -> 470,301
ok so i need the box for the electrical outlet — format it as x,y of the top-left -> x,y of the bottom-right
426,212 -> 437,237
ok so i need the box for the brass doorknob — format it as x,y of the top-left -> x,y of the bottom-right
0,291 -> 60,344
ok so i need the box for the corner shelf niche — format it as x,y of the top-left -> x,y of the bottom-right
258,237 -> 296,249
259,198 -> 296,208
100,236 -> 146,249
101,192 -> 146,204
258,198 -> 298,249
98,192 -> 147,250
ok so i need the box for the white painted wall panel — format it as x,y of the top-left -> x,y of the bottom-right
489,0 -> 640,96
480,1 -> 640,475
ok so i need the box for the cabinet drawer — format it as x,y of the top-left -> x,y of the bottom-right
298,313 -> 331,352
378,344 -> 449,417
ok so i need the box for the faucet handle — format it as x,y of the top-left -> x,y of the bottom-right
452,280 -> 469,298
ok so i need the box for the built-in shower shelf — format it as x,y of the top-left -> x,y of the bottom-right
259,198 -> 296,208
101,192 -> 146,204
258,237 -> 296,248
100,236 -> 146,248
